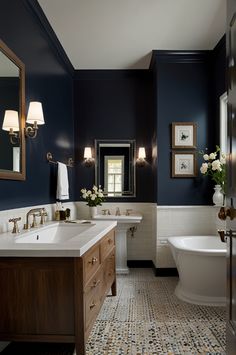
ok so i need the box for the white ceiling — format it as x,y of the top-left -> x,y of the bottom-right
38,0 -> 226,70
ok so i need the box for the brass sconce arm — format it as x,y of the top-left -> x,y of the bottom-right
25,121 -> 38,139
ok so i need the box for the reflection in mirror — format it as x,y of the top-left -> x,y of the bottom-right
95,140 -> 136,197
0,39 -> 25,180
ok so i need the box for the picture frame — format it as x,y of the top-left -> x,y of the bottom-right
172,151 -> 197,177
172,122 -> 197,149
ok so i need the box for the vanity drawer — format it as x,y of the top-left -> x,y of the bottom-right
83,244 -> 100,284
85,282 -> 102,331
84,267 -> 102,294
100,230 -> 115,262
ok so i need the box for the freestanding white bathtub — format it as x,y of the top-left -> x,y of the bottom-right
168,236 -> 227,306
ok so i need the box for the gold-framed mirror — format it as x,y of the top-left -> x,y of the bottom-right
0,39 -> 25,180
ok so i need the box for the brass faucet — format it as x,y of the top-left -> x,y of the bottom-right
115,207 -> 121,216
9,217 -> 21,233
24,208 -> 46,230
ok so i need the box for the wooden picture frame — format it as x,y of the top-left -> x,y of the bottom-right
172,122 -> 197,149
172,151 -> 197,177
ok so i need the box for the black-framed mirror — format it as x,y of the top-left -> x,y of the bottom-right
0,39 -> 25,180
95,139 -> 136,197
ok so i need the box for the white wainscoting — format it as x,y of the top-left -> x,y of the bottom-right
75,202 -> 156,262
155,205 -> 223,268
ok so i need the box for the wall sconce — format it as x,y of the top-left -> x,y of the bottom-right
25,101 -> 45,138
137,147 -> 146,166
2,110 -> 19,144
84,147 -> 94,167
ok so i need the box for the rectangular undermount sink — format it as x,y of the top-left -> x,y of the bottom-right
14,222 -> 95,244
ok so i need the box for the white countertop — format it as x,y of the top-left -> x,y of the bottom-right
0,220 -> 117,257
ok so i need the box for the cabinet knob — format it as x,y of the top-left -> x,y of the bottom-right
89,257 -> 98,265
90,301 -> 96,309
108,238 -> 112,244
92,279 -> 101,288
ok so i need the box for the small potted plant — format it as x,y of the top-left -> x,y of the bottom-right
199,145 -> 226,206
81,185 -> 105,218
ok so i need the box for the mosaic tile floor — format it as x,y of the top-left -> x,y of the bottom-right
86,269 -> 226,355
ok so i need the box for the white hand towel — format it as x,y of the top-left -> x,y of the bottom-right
56,162 -> 69,200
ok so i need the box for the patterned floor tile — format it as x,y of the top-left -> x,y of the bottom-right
87,269 -> 226,355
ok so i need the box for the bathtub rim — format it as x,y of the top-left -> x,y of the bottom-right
167,236 -> 226,256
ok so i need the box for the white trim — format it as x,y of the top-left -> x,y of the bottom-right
220,92 -> 228,155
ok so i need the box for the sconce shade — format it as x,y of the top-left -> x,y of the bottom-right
26,101 -> 45,125
138,147 -> 146,159
2,110 -> 19,132
84,147 -> 92,159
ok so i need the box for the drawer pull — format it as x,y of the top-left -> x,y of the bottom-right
90,302 -> 96,309
92,279 -> 101,288
108,238 -> 112,244
89,257 -> 98,265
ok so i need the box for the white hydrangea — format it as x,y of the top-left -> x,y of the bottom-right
203,154 -> 209,161
212,159 -> 222,171
87,190 -> 91,195
98,193 -> 103,198
93,185 -> 98,192
81,188 -> 87,194
91,194 -> 96,200
200,163 -> 208,174
82,193 -> 87,199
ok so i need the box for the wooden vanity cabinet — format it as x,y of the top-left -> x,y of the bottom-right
0,228 -> 116,355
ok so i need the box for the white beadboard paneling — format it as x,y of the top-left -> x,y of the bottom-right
75,202 -> 156,262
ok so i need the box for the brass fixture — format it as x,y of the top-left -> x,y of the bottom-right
31,213 -> 38,228
218,229 -> 236,242
136,147 -> 146,166
126,209 -> 132,216
84,147 -> 94,167
9,217 -> 21,234
115,207 -> 121,216
25,101 -> 45,139
2,110 -> 20,144
47,152 -> 74,168
24,207 -> 46,230
40,208 -> 47,225
102,209 -> 111,215
218,206 -> 236,220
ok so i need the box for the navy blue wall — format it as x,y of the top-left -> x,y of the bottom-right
0,0 -> 75,210
152,51 -> 214,205
74,70 -> 156,202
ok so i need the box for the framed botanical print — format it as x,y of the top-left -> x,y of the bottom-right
172,122 -> 197,149
172,151 -> 197,177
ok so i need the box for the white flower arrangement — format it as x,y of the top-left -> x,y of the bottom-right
81,185 -> 105,207
199,145 -> 226,192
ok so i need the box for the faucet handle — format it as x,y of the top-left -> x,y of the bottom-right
126,209 -> 132,216
115,207 -> 121,216
31,214 -> 38,228
9,217 -> 21,234
40,208 -> 48,225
